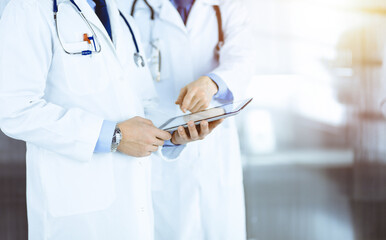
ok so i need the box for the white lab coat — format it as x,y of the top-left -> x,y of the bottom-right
0,0 -> 11,19
118,0 -> 253,239
0,0 -> 160,239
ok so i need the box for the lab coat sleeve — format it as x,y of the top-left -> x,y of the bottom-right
210,0 -> 255,100
0,0 -> 103,162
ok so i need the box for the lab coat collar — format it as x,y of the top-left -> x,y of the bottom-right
105,0 -> 128,65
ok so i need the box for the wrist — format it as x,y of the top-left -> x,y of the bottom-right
205,77 -> 218,95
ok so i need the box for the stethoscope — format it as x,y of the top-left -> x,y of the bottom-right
119,11 -> 145,67
130,0 -> 223,82
131,0 -> 162,81
53,0 -> 145,67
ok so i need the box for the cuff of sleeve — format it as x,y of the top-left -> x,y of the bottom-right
207,73 -> 234,101
94,120 -> 116,153
163,139 -> 182,147
159,144 -> 187,161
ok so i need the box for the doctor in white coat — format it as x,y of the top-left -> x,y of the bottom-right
118,0 -> 253,239
0,0 -> 221,239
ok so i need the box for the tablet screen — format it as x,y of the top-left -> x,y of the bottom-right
159,98 -> 252,131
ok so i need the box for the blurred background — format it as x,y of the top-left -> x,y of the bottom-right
1,0 -> 386,239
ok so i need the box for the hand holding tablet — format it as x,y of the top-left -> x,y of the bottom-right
159,98 -> 253,132
170,119 -> 224,145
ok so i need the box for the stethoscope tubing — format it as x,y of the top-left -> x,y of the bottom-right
131,0 -> 161,78
119,11 -> 140,54
53,0 -> 143,63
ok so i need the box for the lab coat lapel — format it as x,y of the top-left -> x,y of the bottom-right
74,0 -> 117,52
185,0 -> 219,29
147,0 -> 219,33
147,0 -> 187,34
107,0 -> 129,65
196,0 -> 220,5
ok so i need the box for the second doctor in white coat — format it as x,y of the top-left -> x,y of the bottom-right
0,0 -> 220,239
118,0 -> 254,239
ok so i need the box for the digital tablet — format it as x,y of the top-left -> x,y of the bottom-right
159,98 -> 253,132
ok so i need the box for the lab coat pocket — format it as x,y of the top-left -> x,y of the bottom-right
39,150 -> 116,217
63,52 -> 110,96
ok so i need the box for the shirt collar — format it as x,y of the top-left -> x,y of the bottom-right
87,0 -> 96,11
169,0 -> 194,8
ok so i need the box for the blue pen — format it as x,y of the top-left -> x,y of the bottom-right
82,50 -> 92,55
88,36 -> 97,52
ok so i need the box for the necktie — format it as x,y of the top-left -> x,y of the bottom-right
173,0 -> 193,24
93,0 -> 112,40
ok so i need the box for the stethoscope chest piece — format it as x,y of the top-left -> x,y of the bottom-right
134,52 -> 145,67
119,11 -> 145,68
